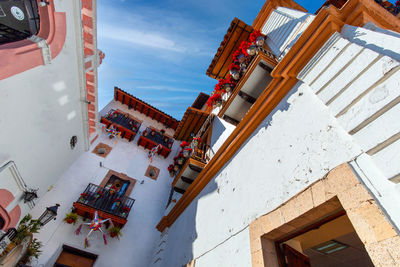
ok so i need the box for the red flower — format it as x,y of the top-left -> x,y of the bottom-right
80,193 -> 88,197
122,206 -> 130,212
168,164 -> 174,171
180,141 -> 190,148
229,63 -> 240,71
249,30 -> 262,43
239,41 -> 250,57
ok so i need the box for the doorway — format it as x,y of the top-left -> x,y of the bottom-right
276,214 -> 374,267
54,245 -> 97,267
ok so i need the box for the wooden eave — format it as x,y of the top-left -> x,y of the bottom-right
218,51 -> 278,118
172,158 -> 206,188
173,107 -> 210,141
114,87 -> 180,131
156,0 -> 400,233
191,92 -> 210,110
206,18 -> 254,80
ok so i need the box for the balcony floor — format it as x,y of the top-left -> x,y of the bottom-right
29,130 -> 179,267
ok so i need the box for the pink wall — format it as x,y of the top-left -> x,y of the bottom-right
0,0 -> 67,80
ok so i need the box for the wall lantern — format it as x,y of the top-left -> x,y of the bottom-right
37,204 -> 60,226
23,189 -> 38,203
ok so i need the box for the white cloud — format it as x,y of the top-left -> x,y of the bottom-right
136,85 -> 199,93
99,24 -> 187,53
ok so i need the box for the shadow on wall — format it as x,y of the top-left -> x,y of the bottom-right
162,179 -> 218,267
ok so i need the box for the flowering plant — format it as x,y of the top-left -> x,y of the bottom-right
180,141 -> 190,148
80,193 -> 88,197
249,30 -> 262,43
206,92 -> 222,107
122,206 -> 130,212
207,30 -> 266,107
168,164 -> 174,172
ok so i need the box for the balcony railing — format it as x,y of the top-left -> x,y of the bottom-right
0,0 -> 40,45
75,183 -> 135,219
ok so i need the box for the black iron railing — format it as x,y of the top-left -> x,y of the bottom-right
142,127 -> 174,148
0,0 -> 40,45
103,109 -> 141,133
0,228 -> 17,254
76,183 -> 135,219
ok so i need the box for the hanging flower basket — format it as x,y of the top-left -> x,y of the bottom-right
109,227 -> 122,239
192,137 -> 201,147
64,212 -> 78,225
79,193 -> 88,202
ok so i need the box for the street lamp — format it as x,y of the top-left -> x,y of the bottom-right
37,204 -> 60,226
23,189 -> 38,203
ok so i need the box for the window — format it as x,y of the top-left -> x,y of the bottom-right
0,0 -> 40,45
0,215 -> 4,230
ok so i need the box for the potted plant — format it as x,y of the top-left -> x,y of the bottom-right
192,137 -> 201,147
168,164 -> 176,177
120,206 -> 130,217
64,212 -> 78,225
182,147 -> 192,158
79,193 -> 88,202
150,130 -> 156,136
143,130 -> 148,137
109,227 -> 122,239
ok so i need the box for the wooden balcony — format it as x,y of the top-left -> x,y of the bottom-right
171,146 -> 208,194
218,50 -> 277,125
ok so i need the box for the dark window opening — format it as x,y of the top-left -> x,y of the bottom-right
0,0 -> 40,45
0,215 -> 4,230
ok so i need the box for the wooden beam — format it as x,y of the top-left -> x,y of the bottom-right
258,61 -> 273,73
115,90 -> 118,101
238,90 -> 256,104
173,187 -> 186,194
122,94 -> 125,105
181,176 -> 194,184
222,114 -> 239,126
128,98 -> 132,109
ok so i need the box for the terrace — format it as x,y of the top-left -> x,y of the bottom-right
137,127 -> 174,158
101,109 -> 142,142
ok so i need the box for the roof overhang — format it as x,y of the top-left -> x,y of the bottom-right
173,107 -> 209,141
114,87 -> 180,131
206,18 -> 254,80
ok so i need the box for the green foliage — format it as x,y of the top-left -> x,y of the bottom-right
108,226 -> 122,237
64,212 -> 78,224
18,238 -> 42,265
14,214 -> 41,245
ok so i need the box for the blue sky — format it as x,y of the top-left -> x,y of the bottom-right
97,0 -> 325,119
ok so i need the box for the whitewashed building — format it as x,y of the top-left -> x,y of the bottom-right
1,0 -> 400,266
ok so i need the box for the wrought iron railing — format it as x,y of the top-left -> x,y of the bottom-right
103,109 -> 141,133
76,183 -> 135,219
0,0 -> 40,45
0,228 -> 17,254
142,127 -> 173,148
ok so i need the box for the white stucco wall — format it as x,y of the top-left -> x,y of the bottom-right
0,0 -> 89,219
155,81 -> 363,267
30,104 -> 181,266
155,24 -> 400,267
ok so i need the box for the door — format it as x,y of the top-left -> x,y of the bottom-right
282,244 -> 311,267
54,247 -> 97,267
